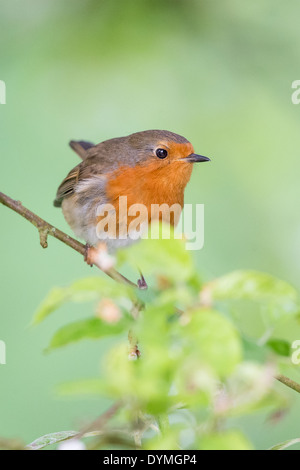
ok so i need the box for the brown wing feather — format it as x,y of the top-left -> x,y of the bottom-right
69,140 -> 95,160
54,136 -> 129,208
53,158 -> 110,208
53,165 -> 81,207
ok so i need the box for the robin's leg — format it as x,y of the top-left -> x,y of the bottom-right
84,243 -> 96,267
84,242 -> 114,270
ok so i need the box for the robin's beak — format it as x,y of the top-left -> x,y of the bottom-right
182,153 -> 211,163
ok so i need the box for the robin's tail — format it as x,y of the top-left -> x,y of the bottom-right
69,140 -> 95,160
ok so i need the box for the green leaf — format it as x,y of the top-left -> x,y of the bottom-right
32,286 -> 98,325
118,225 -> 197,285
198,430 -> 254,450
32,277 -> 134,325
267,339 -> 291,357
152,285 -> 195,310
269,438 -> 300,450
144,427 -> 181,450
210,270 -> 300,317
26,430 -> 78,450
47,317 -> 128,350
70,277 -> 134,298
183,309 -> 242,377
32,287 -> 71,325
218,362 -> 285,418
207,270 -> 300,341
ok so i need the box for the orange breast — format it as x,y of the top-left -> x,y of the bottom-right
101,159 -> 193,235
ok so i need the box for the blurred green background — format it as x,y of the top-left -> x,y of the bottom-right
1,0 -> 300,449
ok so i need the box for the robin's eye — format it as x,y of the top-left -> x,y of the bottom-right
156,148 -> 168,159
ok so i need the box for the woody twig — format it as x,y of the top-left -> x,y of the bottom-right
276,374 -> 300,395
0,191 -> 138,288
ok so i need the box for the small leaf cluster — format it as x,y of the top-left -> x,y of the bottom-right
31,230 -> 300,450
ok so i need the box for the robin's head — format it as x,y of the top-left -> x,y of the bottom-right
106,130 -> 210,208
126,129 -> 210,168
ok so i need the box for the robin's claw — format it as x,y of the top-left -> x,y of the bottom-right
84,244 -> 94,267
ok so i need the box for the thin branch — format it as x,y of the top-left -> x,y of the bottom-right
276,374 -> 300,394
0,191 -> 138,288
76,401 -> 122,440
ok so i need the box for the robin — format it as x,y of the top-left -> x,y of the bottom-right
54,130 -> 210,280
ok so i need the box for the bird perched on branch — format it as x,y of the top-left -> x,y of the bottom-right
54,130 -> 210,284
